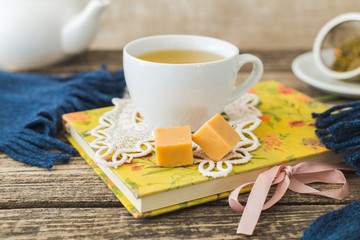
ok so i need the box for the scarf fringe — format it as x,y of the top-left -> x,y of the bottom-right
1,67 -> 126,169
313,101 -> 360,175
1,130 -> 76,169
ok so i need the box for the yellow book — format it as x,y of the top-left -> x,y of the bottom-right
62,81 -> 342,218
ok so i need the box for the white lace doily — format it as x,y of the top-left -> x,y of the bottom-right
90,94 -> 262,178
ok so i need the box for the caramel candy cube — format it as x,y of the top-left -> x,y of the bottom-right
192,114 -> 240,161
155,126 -> 194,167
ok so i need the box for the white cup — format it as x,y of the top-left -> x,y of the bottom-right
123,34 -> 263,131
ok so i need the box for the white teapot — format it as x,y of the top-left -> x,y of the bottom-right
0,0 -> 110,70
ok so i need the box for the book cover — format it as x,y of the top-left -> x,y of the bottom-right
63,80 -> 340,218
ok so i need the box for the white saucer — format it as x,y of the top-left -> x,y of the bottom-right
291,51 -> 360,99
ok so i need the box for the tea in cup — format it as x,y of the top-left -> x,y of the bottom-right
137,49 -> 224,64
123,34 -> 263,130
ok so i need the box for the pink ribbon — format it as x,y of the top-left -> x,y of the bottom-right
228,162 -> 355,235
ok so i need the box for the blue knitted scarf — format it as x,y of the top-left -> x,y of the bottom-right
0,67 -> 126,169
302,101 -> 360,240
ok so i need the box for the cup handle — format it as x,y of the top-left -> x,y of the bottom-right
228,54 -> 264,103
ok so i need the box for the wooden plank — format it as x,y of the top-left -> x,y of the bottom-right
27,49 -> 305,74
26,49 -> 350,101
1,150 -> 358,208
0,155 -> 120,209
0,205 -> 347,239
24,49 -> 353,102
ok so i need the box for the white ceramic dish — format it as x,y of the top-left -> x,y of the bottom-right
291,50 -> 360,99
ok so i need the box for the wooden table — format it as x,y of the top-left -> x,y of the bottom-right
1,50 -> 359,239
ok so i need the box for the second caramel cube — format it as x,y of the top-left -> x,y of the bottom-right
192,114 -> 240,161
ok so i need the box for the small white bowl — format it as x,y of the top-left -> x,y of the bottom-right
313,12 -> 360,80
